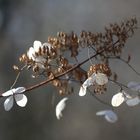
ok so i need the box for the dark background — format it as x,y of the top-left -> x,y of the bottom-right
0,0 -> 140,140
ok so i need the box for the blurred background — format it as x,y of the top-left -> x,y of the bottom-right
0,0 -> 140,140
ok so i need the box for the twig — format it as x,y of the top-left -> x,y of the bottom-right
107,56 -> 140,77
10,65 -> 27,89
88,89 -> 113,109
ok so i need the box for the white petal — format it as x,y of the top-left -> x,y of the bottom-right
2,89 -> 15,97
104,111 -> 118,123
96,110 -> 108,116
95,73 -> 108,85
15,94 -> 28,107
14,87 -> 26,94
43,42 -> 52,50
84,74 -> 96,87
33,40 -> 42,52
111,92 -> 125,107
96,110 -> 118,123
79,86 -> 87,96
127,81 -> 140,91
4,96 -> 14,111
56,97 -> 68,120
126,96 -> 140,106
27,47 -> 35,60
79,73 -> 96,96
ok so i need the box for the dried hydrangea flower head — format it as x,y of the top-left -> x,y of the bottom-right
86,64 -> 111,94
1,17 -> 138,124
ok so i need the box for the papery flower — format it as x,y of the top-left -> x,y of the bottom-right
96,110 -> 118,123
111,90 -> 140,107
2,87 -> 27,111
95,73 -> 108,86
56,97 -> 68,120
27,40 -> 52,68
79,72 -> 108,96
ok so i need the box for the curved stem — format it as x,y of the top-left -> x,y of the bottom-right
10,65 -> 27,89
88,89 -> 113,109
107,56 -> 140,77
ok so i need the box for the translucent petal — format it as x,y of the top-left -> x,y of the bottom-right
104,111 -> 118,123
56,97 -> 68,120
79,86 -> 87,96
127,81 -> 140,91
4,96 -> 14,111
2,89 -> 15,97
83,73 -> 96,87
33,40 -> 42,52
95,73 -> 108,85
126,96 -> 140,106
15,94 -> 28,107
96,110 -> 108,116
14,87 -> 26,94
111,92 -> 125,107
96,110 -> 118,123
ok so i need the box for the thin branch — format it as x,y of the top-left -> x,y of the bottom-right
88,89 -> 113,109
119,57 -> 140,76
109,78 -> 128,89
107,56 -> 140,77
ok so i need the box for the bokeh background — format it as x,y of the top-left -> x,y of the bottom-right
0,0 -> 140,140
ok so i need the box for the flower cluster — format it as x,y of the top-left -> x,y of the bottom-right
1,17 -> 135,123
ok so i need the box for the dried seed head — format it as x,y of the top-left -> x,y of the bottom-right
88,64 -> 112,77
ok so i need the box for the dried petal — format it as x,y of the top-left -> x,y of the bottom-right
127,81 -> 140,91
4,96 -> 14,111
83,73 -> 96,87
79,73 -> 96,96
33,40 -> 42,52
27,47 -> 35,60
126,96 -> 140,106
96,110 -> 118,123
56,97 -> 68,120
14,87 -> 26,94
2,89 -> 15,97
95,73 -> 108,85
15,94 -> 28,107
111,92 -> 125,107
79,86 -> 87,96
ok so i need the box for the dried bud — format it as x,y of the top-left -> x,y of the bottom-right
13,65 -> 19,71
127,54 -> 131,63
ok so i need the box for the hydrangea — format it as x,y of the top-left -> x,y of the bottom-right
2,87 -> 27,111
